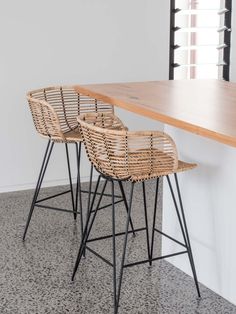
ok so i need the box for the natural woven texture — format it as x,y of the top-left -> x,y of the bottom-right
78,113 -> 197,182
27,86 -> 124,143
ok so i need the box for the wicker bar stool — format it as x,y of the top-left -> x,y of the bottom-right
23,86 -> 134,241
72,112 -> 201,314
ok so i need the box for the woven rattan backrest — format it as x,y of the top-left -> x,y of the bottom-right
27,95 -> 64,141
27,86 -> 114,140
78,113 -> 178,181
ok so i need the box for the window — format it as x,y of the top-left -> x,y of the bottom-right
169,0 -> 232,80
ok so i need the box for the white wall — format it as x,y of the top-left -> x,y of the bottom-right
162,2 -> 236,306
0,0 -> 169,192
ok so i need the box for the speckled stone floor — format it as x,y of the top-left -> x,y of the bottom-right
0,180 -> 236,314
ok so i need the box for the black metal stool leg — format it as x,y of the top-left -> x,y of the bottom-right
82,179 -> 108,256
83,164 -> 94,257
150,178 -> 160,265
72,176 -> 108,281
65,143 -> 76,220
142,181 -> 151,265
75,142 -> 83,237
167,175 -> 201,298
174,173 -> 201,298
23,140 -> 54,241
111,180 -> 117,312
87,164 -> 93,215
118,181 -> 136,236
115,182 -> 135,314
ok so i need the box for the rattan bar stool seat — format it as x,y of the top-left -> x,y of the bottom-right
23,87 -> 129,242
107,150 -> 197,182
126,159 -> 196,182
72,112 -> 201,314
63,127 -> 82,143
76,112 -> 196,182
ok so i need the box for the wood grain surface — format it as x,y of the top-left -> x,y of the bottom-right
74,80 -> 236,147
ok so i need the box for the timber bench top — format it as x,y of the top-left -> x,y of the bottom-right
74,80 -> 236,147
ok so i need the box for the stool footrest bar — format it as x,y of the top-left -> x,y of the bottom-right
81,189 -> 123,199
87,227 -> 146,243
34,200 -> 120,214
123,250 -> 188,268
154,228 -> 187,248
35,190 -> 71,203
86,246 -> 113,267
91,199 -> 124,212
85,245 -> 187,269
35,204 -> 80,214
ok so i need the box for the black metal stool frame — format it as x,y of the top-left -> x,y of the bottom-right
71,172 -> 201,314
22,139 -> 126,241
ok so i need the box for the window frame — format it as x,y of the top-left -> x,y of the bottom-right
169,0 -> 232,81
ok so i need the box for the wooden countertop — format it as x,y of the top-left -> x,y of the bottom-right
74,80 -> 236,147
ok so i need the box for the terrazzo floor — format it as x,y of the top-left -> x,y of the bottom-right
0,180 -> 236,314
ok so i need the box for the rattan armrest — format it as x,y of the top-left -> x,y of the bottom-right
123,130 -> 179,175
27,95 -> 65,141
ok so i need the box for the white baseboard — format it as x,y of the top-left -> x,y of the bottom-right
0,174 -> 99,193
